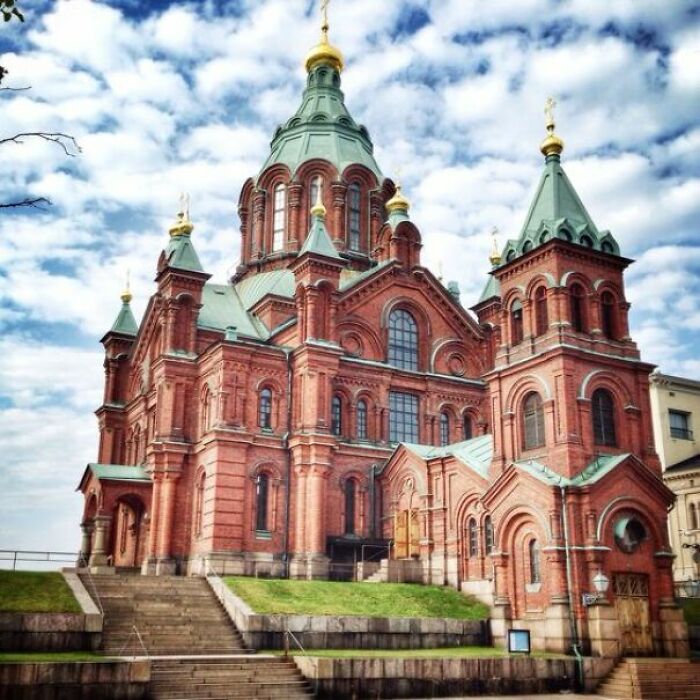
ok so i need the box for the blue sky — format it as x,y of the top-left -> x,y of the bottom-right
0,0 -> 699,555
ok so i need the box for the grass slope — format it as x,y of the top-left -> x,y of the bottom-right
0,571 -> 81,613
225,577 -> 489,619
0,652 -> 106,663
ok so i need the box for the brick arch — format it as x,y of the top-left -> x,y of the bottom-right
391,467 -> 427,505
504,373 -> 553,412
596,496 -> 667,549
497,504 -> 552,551
248,460 -> 283,481
525,272 -> 557,298
293,158 -> 338,185
338,469 -> 369,491
338,317 -> 383,360
430,338 -> 483,376
593,278 -> 623,296
341,163 -> 380,189
578,369 -> 634,406
256,162 -> 293,191
559,270 -> 594,291
254,376 -> 284,395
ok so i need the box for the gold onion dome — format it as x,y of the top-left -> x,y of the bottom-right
489,228 -> 502,267
305,23 -> 344,73
540,96 -> 564,158
386,182 -> 411,213
120,286 -> 133,304
169,210 -> 194,237
311,189 -> 327,218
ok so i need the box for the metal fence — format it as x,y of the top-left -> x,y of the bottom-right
0,550 -> 78,571
675,580 -> 700,598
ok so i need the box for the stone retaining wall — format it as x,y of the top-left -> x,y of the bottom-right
206,574 -> 488,650
689,624 -> 700,652
0,660 -> 150,700
294,655 -> 616,698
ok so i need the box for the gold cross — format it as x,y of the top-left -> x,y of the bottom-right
321,0 -> 329,30
544,96 -> 556,132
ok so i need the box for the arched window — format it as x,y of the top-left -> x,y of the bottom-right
348,183 -> 361,251
592,388 -> 616,446
570,283 -> 587,333
601,291 -> 616,339
580,235 -> 594,247
272,184 -> 286,251
511,300 -> 523,345
534,286 -> 548,336
468,518 -> 478,557
523,392 -> 545,449
463,414 -> 473,440
440,412 -> 450,446
194,472 -> 205,536
388,309 -> 418,371
529,539 -> 541,584
344,479 -> 356,535
690,503 -> 698,530
255,473 -> 269,532
259,388 -> 272,430
484,516 -> 494,555
331,395 -> 342,437
356,400 -> 368,440
310,176 -> 322,209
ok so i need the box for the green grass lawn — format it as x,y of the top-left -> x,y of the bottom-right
224,577 -> 489,619
265,646 -> 567,659
0,652 -> 108,663
680,598 -> 700,625
0,571 -> 81,613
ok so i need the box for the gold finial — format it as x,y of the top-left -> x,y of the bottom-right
310,185 -> 326,218
489,227 -> 502,267
386,181 -> 411,214
120,270 -> 133,304
305,0 -> 344,73
540,96 -> 564,158
169,192 -> 194,237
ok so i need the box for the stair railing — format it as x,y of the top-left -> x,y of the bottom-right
282,618 -> 306,658
77,554 -> 104,615
117,624 -> 149,660
204,558 -> 227,601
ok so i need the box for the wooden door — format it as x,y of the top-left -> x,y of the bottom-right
409,509 -> 420,558
614,574 -> 653,655
394,510 -> 408,559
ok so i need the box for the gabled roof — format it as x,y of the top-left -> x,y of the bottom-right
402,434 -> 493,479
513,452 -> 631,487
298,213 -> 343,260
108,301 -> 138,336
164,233 -> 204,273
77,463 -> 150,491
198,283 -> 269,340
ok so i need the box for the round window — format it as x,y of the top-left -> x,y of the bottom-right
614,516 -> 646,553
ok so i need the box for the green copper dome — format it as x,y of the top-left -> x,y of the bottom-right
260,64 -> 382,179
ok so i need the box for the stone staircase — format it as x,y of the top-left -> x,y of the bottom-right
362,558 -> 388,583
597,657 -> 700,699
150,657 -> 313,699
82,573 -> 248,655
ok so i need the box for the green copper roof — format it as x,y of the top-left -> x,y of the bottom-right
198,283 -> 269,340
164,233 -> 204,273
261,65 -> 382,178
109,302 -> 138,336
498,154 -> 620,265
299,213 -> 343,260
89,464 -> 150,482
477,273 -> 500,304
403,434 -> 493,479
514,452 -> 631,487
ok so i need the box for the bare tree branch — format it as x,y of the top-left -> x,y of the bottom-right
0,197 -> 51,210
0,131 -> 82,156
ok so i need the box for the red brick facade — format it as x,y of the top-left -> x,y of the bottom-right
77,38 -> 688,656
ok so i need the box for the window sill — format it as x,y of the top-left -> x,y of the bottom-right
255,530 -> 272,540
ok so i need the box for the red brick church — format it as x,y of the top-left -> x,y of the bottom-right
77,16 -> 688,656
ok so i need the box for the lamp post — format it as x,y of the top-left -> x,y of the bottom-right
582,570 -> 610,606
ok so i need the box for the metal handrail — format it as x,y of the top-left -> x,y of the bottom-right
0,549 -> 78,570
77,555 -> 104,616
283,618 -> 306,657
117,624 -> 149,659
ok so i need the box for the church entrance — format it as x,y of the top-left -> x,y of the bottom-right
393,508 -> 420,558
614,573 -> 653,655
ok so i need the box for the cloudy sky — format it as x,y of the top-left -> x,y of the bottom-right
0,0 -> 698,557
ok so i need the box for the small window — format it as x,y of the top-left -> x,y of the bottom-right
580,235 -> 594,247
468,518 -> 478,557
484,516 -> 494,555
592,388 -> 617,447
344,480 -> 356,535
331,395 -> 342,437
534,286 -> 548,336
560,229 -> 573,242
272,184 -> 286,252
356,400 -> 368,440
670,410 -> 692,440
259,388 -> 272,430
511,300 -> 523,345
689,503 -> 698,531
522,240 -> 533,253
601,291 -> 616,339
523,392 -> 545,449
440,412 -> 450,446
463,414 -> 473,440
601,241 -> 615,254
255,473 -> 269,532
569,283 -> 587,333
348,183 -> 361,251
529,540 -> 541,584
388,309 -> 419,371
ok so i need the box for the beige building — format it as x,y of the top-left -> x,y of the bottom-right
650,371 -> 700,583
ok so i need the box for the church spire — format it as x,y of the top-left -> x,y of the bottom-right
305,0 -> 344,73
109,273 -> 138,336
298,188 -> 342,260
163,194 -> 204,272
540,96 -> 565,160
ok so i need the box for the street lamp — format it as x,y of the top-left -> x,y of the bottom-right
582,570 -> 610,606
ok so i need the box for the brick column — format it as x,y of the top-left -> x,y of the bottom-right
331,181 -> 347,248
288,183 -> 302,252
89,514 -> 113,572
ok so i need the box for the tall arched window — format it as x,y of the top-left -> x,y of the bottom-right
484,516 -> 494,555
690,503 -> 698,530
592,388 -> 616,446
535,286 -> 548,336
348,183 -> 361,251
310,176 -> 322,209
344,479 -> 356,535
468,518 -> 478,557
523,392 -> 545,449
255,473 -> 269,532
356,400 -> 368,440
463,414 -> 473,440
570,283 -> 587,332
194,471 -> 205,536
529,539 -> 541,584
272,184 -> 286,252
440,412 -> 450,446
388,309 -> 418,371
601,291 -> 616,339
331,395 -> 342,436
259,388 -> 272,430
511,300 -> 523,345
